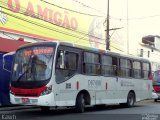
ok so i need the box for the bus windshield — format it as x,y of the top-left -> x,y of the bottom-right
11,46 -> 55,82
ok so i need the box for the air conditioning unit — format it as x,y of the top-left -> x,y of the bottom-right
142,35 -> 155,46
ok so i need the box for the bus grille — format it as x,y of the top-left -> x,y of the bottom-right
15,93 -> 38,97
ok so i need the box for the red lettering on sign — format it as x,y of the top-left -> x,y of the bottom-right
37,5 -> 49,21
62,11 -> 70,28
70,17 -> 78,30
24,50 -> 32,57
48,9 -> 54,22
7,0 -> 79,30
8,0 -> 20,12
25,2 -> 35,17
24,48 -> 54,57
54,12 -> 62,26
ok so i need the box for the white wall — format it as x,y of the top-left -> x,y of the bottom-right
0,31 -> 45,43
137,43 -> 160,71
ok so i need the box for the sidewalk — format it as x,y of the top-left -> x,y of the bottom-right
0,105 -> 38,111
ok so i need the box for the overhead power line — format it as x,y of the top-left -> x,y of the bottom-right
111,14 -> 160,21
7,12 -> 122,52
0,1 -> 105,41
71,0 -> 106,15
1,7 -> 107,46
0,2 -> 124,52
40,0 -> 105,17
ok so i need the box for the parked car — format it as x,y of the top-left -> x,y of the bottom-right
152,89 -> 158,102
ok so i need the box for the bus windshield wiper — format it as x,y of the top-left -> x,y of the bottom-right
16,65 -> 32,82
16,55 -> 34,82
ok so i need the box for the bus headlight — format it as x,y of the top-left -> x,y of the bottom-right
10,90 -> 14,95
40,85 -> 52,96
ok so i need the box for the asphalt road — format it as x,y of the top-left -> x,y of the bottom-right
0,100 -> 160,120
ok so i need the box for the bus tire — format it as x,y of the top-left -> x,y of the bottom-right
126,91 -> 135,107
76,93 -> 85,113
154,99 -> 157,102
40,106 -> 50,112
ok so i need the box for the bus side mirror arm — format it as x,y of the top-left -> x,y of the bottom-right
60,51 -> 65,69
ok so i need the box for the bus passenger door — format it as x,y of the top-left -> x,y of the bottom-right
97,55 -> 119,104
54,46 -> 81,106
107,57 -> 120,101
116,58 -> 133,101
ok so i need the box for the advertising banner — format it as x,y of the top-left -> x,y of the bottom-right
0,0 -> 123,52
0,0 -> 106,48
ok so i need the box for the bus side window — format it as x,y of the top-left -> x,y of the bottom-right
112,57 -> 118,76
119,58 -> 132,77
65,52 -> 78,70
133,61 -> 141,78
83,52 -> 100,75
142,62 -> 150,79
56,50 -> 78,83
101,55 -> 114,76
57,51 -> 77,70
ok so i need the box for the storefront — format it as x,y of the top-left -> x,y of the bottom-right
0,37 -> 28,105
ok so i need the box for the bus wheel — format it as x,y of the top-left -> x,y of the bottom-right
127,92 -> 135,107
154,99 -> 157,102
40,106 -> 50,112
76,93 -> 85,113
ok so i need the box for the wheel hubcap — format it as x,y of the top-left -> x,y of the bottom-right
129,95 -> 134,106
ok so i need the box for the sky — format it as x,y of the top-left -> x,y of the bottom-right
55,0 -> 160,55
2,0 -> 160,55
95,0 -> 160,54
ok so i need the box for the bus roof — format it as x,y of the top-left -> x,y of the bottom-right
59,42 -> 150,62
17,41 -> 150,62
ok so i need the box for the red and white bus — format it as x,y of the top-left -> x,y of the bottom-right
153,70 -> 160,102
10,41 -> 152,112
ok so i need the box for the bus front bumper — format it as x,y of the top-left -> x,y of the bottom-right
156,92 -> 160,100
10,93 -> 56,106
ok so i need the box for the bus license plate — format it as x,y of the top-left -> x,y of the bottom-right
21,98 -> 29,103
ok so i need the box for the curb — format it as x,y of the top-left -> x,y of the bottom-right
0,105 -> 38,111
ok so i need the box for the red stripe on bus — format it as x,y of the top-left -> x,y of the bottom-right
76,81 -> 79,90
106,82 -> 108,90
153,85 -> 160,92
10,86 -> 47,97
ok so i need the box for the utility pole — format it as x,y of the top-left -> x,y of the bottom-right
105,0 -> 122,50
106,0 -> 110,50
127,0 -> 129,54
